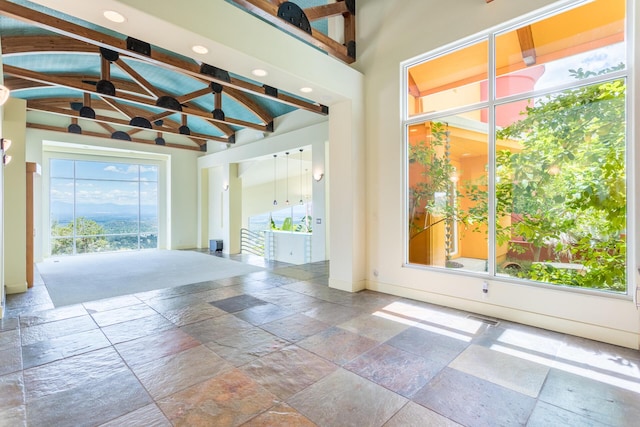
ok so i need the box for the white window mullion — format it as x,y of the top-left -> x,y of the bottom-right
487,34 -> 497,277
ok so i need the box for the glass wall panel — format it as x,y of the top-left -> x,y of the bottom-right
495,80 -> 626,292
495,0 -> 626,100
49,158 -> 159,256
140,181 -> 158,235
408,111 -> 489,273
50,177 -> 74,228
407,40 -> 488,117
50,237 -> 74,255
75,161 -> 139,180
404,0 -> 628,294
75,180 -> 139,234
50,159 -> 74,178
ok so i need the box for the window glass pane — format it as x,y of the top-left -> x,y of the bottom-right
140,233 -> 158,249
292,203 -> 313,232
51,237 -> 74,256
407,40 -> 488,117
50,178 -> 74,228
141,181 -> 158,233
495,79 -> 626,292
249,213 -> 270,232
75,161 -> 139,181
271,206 -> 291,230
50,159 -> 74,178
408,111 -> 488,273
75,235 -> 110,254
103,235 -> 139,252
495,0 -> 626,98
140,165 -> 158,182
75,180 -> 139,234
49,159 -> 159,255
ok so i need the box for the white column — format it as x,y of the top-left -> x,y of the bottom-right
3,97 -> 27,294
328,100 -> 366,292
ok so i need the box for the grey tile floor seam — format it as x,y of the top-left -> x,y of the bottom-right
1,254 -> 638,426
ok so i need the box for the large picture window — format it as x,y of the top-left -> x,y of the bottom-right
404,0 -> 629,293
50,159 -> 159,255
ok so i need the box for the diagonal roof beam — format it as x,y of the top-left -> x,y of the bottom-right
97,96 -> 138,120
176,87 -> 213,104
0,1 -> 328,115
26,100 -> 224,144
4,72 -> 159,98
222,86 -> 273,125
113,58 -> 163,99
27,122 -> 202,151
34,97 -> 223,144
3,64 -> 256,136
2,35 -> 277,125
304,2 -> 349,21
516,25 -> 537,66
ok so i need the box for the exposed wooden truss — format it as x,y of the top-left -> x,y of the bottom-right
27,122 -> 202,151
0,0 -> 329,150
230,0 -> 356,64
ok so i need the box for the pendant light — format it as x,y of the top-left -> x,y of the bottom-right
285,152 -> 290,205
272,154 -> 278,205
299,149 -> 304,205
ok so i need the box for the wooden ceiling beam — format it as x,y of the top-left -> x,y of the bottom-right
29,97 -> 218,144
176,87 -> 213,104
4,72 -> 158,98
113,58 -> 163,99
26,100 -> 225,143
0,35 -> 95,54
517,25 -> 537,66
0,1 -> 328,115
27,122 -> 202,151
2,35 -> 278,124
304,2 -> 349,21
97,96 -> 137,120
97,121 -> 117,134
3,64 -> 255,135
231,0 -> 352,64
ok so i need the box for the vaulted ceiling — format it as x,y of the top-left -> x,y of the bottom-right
0,0 -> 337,152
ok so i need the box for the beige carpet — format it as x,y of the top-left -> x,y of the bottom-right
37,250 -> 264,307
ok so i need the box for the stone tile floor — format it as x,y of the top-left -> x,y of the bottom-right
1,252 -> 639,426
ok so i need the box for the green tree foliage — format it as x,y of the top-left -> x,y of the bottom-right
495,65 -> 626,291
408,122 -> 456,237
51,217 -> 109,255
409,65 -> 627,292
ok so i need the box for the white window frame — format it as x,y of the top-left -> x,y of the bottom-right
42,140 -> 169,257
402,0 -> 636,300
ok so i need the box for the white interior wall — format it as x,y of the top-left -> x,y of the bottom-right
207,165 -> 224,246
358,0 -> 640,349
201,119 -> 329,260
3,98 -> 27,294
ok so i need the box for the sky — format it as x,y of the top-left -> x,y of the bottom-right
50,159 -> 158,208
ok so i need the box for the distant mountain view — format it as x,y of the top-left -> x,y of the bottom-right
51,202 -> 158,234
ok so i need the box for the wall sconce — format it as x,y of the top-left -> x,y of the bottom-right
0,84 -> 10,106
1,138 -> 11,151
1,138 -> 12,166
314,172 -> 324,182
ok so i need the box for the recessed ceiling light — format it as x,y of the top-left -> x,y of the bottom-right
103,10 -> 126,23
191,45 -> 208,55
300,87 -> 313,93
251,69 -> 268,77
